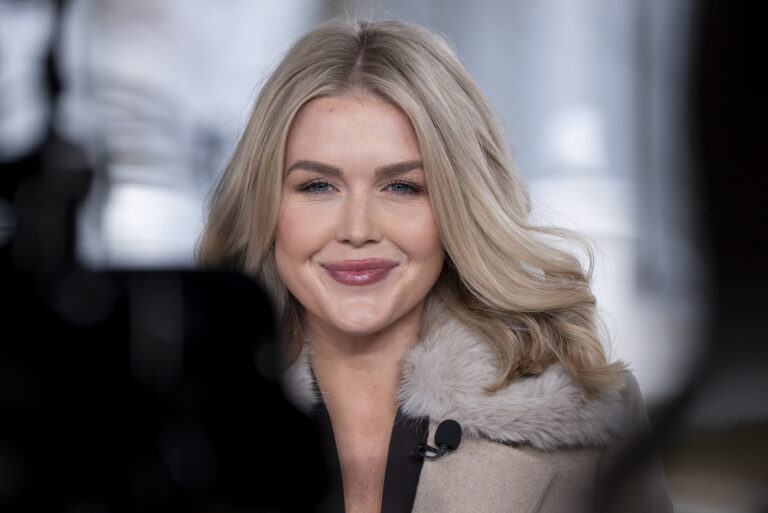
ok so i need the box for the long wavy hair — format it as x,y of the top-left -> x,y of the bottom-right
197,18 -> 624,395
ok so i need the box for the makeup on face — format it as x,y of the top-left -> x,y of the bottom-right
321,259 -> 398,286
274,93 -> 445,337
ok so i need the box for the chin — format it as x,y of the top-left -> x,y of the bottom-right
327,310 -> 393,336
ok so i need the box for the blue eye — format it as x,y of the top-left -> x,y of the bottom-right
387,181 -> 422,194
299,180 -> 332,193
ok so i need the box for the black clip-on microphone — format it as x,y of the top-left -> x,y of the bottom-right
414,419 -> 462,460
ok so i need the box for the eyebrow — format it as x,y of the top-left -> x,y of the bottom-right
284,160 -> 423,180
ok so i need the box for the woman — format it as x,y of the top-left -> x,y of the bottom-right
198,19 -> 672,513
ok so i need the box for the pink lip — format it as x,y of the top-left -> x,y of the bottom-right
322,259 -> 398,286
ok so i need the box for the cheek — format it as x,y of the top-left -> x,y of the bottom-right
391,209 -> 444,264
274,206 -> 300,259
274,205 -> 310,289
401,218 -> 444,297
274,206 -> 312,309
274,200 -> 334,277
276,201 -> 312,253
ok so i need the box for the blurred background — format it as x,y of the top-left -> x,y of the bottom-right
1,0 -> 764,512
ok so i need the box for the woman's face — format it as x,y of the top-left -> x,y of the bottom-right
275,93 -> 444,338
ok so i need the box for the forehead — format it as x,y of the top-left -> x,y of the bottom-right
285,93 -> 422,167
283,93 -> 421,177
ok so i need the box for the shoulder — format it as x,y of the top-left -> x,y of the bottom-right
398,299 -> 636,449
405,302 -> 672,512
409,364 -> 671,512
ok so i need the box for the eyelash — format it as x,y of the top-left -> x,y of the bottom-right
297,179 -> 335,193
296,179 -> 424,195
386,180 -> 423,194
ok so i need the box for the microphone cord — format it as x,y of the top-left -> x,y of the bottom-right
414,442 -> 448,459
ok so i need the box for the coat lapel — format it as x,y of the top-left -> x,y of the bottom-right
412,422 -> 554,513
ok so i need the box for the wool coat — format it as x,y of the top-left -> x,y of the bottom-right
283,298 -> 673,513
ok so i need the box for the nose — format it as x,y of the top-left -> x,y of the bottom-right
335,189 -> 381,247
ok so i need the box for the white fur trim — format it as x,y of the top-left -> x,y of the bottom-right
280,345 -> 317,415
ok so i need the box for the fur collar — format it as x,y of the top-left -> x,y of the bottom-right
281,298 -> 628,450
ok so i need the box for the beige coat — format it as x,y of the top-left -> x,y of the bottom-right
284,299 -> 673,512
411,376 -> 672,513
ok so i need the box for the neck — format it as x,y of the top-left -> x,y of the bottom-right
307,306 -> 425,513
307,301 -> 424,409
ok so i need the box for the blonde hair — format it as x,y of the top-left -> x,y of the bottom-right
197,18 -> 624,395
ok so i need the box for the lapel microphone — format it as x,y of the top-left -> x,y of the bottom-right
414,419 -> 462,460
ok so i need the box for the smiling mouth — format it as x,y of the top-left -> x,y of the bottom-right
322,259 -> 398,286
